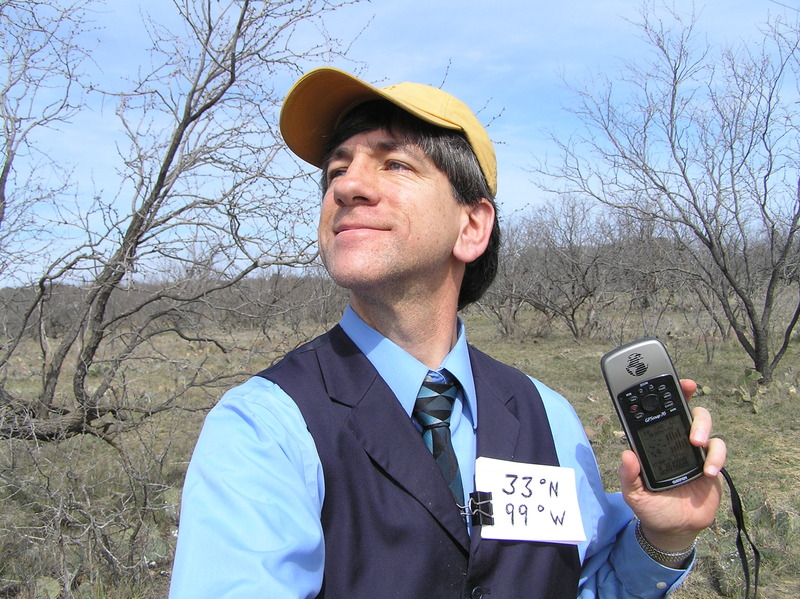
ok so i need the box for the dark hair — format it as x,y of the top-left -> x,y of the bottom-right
321,100 -> 500,310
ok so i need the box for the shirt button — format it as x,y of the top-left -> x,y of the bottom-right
656,581 -> 667,590
471,587 -> 489,599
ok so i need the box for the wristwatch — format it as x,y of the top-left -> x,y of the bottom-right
635,519 -> 697,565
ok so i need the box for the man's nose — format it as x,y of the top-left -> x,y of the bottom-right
331,159 -> 378,206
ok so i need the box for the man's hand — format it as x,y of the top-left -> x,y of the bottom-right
619,379 -> 726,562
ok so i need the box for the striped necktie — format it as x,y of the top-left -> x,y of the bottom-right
413,371 -> 465,505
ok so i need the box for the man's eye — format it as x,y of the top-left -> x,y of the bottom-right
327,166 -> 347,181
386,160 -> 410,171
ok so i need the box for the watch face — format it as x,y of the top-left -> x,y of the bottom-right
637,415 -> 697,482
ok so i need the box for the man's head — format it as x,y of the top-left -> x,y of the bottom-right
280,68 -> 500,309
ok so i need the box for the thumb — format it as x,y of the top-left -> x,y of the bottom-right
619,450 -> 644,495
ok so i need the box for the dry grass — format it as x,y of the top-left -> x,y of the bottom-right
2,310 -> 798,598
464,311 -> 800,599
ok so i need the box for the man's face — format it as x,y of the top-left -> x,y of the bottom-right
318,128 -> 471,305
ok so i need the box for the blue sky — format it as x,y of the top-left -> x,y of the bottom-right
49,0 -> 799,219
304,0 -> 791,214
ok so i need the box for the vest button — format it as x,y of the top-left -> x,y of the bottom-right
470,587 -> 489,599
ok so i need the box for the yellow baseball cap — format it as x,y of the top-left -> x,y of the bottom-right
279,67 -> 497,196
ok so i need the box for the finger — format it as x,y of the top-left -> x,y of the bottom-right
703,436 -> 726,478
680,378 -> 697,401
618,449 -> 643,494
689,406 -> 712,446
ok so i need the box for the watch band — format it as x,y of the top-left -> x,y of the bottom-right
635,519 -> 697,564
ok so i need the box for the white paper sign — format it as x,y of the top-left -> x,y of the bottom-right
474,457 -> 586,544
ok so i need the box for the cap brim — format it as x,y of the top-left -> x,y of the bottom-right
279,67 -> 460,169
280,67 -> 497,196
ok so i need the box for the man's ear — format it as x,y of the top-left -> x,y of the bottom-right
453,198 -> 495,264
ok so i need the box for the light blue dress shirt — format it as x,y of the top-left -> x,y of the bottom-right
170,307 -> 691,598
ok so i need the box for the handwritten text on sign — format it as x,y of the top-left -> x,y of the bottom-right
474,457 -> 586,544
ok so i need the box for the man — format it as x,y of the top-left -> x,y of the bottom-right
169,67 -> 726,598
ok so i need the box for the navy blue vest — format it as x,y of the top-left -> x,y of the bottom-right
258,325 -> 580,598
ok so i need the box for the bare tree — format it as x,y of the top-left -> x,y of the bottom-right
477,218 -> 547,338
536,3 -> 800,383
598,210 -> 696,344
0,0 -> 357,439
0,0 -> 92,277
0,0 -> 362,593
517,195 -> 618,341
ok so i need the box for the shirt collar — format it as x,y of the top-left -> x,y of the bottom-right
339,305 -> 477,428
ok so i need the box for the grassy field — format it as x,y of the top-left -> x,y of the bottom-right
464,313 -> 800,598
2,311 -> 798,598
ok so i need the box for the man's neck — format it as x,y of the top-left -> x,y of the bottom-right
349,295 -> 459,370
